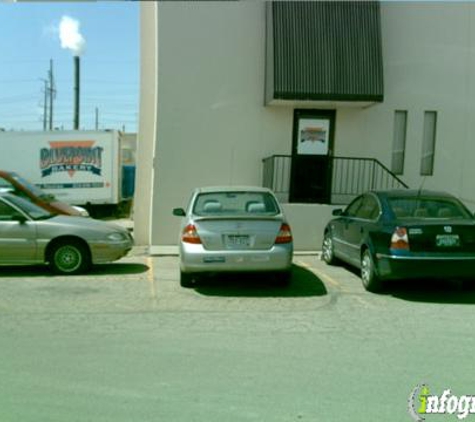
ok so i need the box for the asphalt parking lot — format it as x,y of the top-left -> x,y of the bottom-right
2,249 -> 475,421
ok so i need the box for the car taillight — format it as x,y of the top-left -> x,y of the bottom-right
390,227 -> 409,251
275,223 -> 293,244
182,224 -> 202,244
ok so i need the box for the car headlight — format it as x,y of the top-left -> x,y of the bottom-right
107,232 -> 127,241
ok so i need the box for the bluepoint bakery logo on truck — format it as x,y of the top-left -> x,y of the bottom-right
40,141 -> 103,177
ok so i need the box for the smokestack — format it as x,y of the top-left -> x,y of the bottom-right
74,56 -> 80,130
58,15 -> 86,131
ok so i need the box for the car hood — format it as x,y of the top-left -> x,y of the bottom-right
50,201 -> 85,217
35,215 -> 130,239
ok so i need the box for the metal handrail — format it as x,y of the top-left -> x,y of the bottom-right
334,156 -> 408,189
262,155 -> 409,204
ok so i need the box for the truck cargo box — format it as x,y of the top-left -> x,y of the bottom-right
0,130 -> 128,206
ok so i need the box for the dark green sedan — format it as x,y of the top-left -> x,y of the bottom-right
322,190 -> 475,292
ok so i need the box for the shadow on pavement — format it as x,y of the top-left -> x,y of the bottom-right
0,263 -> 149,278
88,263 -> 149,275
331,262 -> 475,304
194,264 -> 327,298
386,278 -> 475,304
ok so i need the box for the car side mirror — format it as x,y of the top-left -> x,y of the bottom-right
332,208 -> 344,216
12,214 -> 27,224
173,208 -> 186,217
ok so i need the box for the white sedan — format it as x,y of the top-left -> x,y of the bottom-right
173,186 -> 294,287
0,193 -> 133,274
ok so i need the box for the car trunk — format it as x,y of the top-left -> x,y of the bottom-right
401,219 -> 475,253
194,217 -> 283,251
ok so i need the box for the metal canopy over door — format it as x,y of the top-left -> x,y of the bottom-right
289,109 -> 335,203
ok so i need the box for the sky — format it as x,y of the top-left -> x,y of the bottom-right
0,1 -> 139,133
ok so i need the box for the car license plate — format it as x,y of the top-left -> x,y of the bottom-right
226,234 -> 250,247
436,234 -> 460,247
203,256 -> 226,264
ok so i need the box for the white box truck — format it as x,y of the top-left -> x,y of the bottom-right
0,130 -> 135,216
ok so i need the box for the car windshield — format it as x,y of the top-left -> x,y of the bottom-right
10,172 -> 54,201
388,196 -> 472,220
5,194 -> 55,220
193,191 -> 280,217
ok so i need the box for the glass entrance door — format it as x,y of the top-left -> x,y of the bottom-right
289,109 -> 335,203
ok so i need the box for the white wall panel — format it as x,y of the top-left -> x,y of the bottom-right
151,2 -> 293,246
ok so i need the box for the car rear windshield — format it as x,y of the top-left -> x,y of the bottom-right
193,191 -> 280,217
388,197 -> 472,220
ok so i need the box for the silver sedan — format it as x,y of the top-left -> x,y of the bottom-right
173,186 -> 294,287
0,193 -> 133,274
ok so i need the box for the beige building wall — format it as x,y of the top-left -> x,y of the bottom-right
139,1 -> 475,251
338,3 -> 475,208
134,2 -> 158,245
150,2 -> 294,248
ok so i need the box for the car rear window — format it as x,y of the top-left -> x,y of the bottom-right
388,197 -> 472,219
193,191 -> 280,217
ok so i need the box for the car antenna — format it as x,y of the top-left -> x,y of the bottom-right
416,176 -> 427,209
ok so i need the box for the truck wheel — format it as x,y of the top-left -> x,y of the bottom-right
49,240 -> 91,275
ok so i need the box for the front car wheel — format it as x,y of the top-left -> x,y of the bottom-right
49,241 -> 91,275
322,232 -> 337,265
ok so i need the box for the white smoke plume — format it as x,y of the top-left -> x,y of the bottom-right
59,16 -> 86,56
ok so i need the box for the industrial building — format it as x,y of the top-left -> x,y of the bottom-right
134,1 -> 475,251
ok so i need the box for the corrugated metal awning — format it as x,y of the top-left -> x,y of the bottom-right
265,1 -> 384,107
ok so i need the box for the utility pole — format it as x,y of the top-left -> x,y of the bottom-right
48,59 -> 56,130
95,107 -> 99,130
41,79 -> 49,131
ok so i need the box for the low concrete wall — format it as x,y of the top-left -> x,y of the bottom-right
282,203 -> 340,251
149,202 -> 340,255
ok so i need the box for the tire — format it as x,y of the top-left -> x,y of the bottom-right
361,249 -> 383,293
49,240 -> 91,275
180,271 -> 195,288
322,232 -> 337,265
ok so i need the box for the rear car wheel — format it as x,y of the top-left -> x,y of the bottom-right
361,249 -> 383,292
322,232 -> 337,265
180,271 -> 195,288
49,240 -> 91,275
